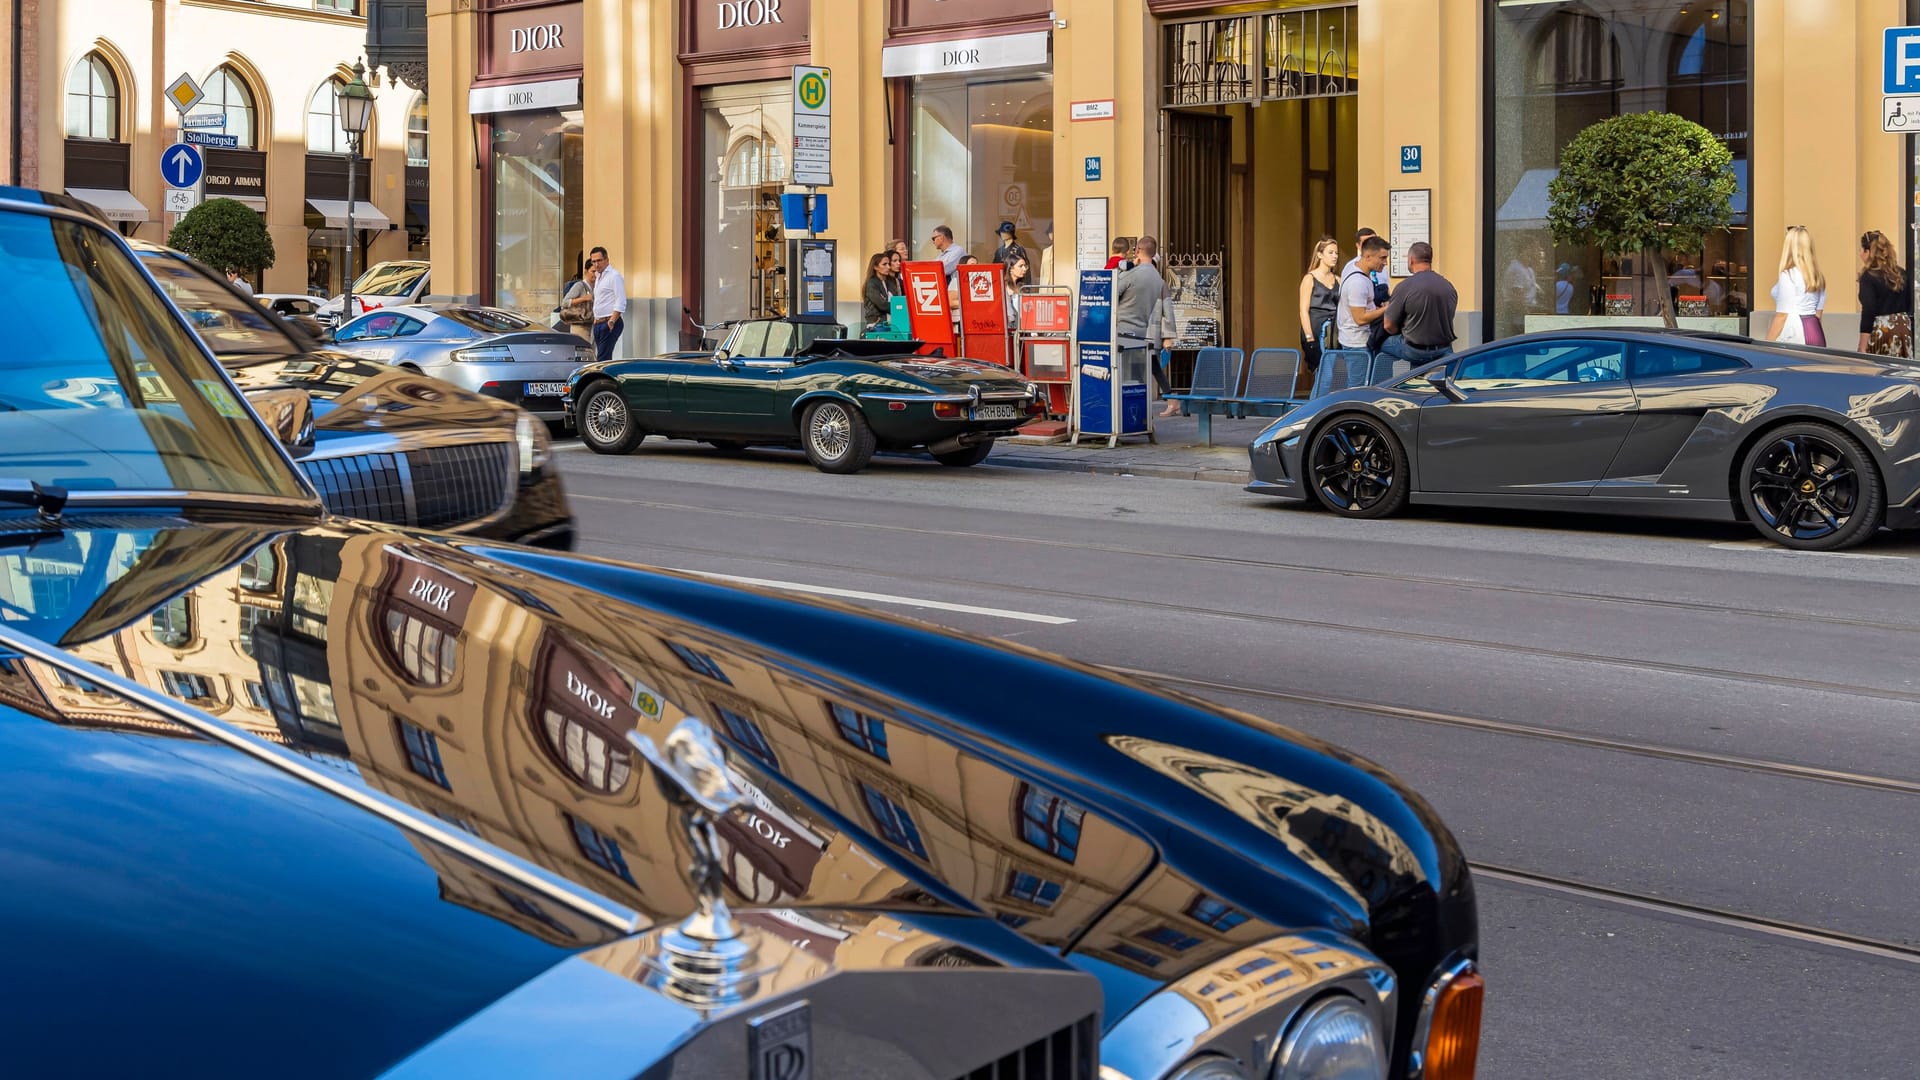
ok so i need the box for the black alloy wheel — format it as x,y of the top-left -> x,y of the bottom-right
801,400 -> 876,474
1739,423 -> 1883,551
931,442 -> 994,468
1308,414 -> 1410,519
578,383 -> 643,455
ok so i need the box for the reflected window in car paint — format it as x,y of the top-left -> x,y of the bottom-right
714,704 -> 777,769
1110,943 -> 1163,969
383,608 -> 457,687
238,547 -> 278,592
1016,782 -> 1086,863
491,885 -> 577,940
538,708 -> 633,794
1140,925 -> 1203,952
1005,869 -> 1063,909
567,812 -> 635,885
397,717 -> 451,789
831,702 -> 890,762
860,782 -> 927,859
667,642 -> 730,683
160,670 -> 216,700
996,912 -> 1032,928
1184,892 -> 1249,932
244,680 -> 270,709
440,307 -> 531,334
149,595 -> 193,647
236,604 -> 271,658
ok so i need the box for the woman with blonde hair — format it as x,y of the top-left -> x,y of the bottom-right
1766,225 -> 1827,346
1298,236 -> 1341,374
1856,229 -> 1912,357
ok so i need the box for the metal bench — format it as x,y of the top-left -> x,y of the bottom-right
1164,347 -> 1246,446
1231,347 -> 1306,418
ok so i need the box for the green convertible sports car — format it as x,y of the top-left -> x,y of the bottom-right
565,317 -> 1048,473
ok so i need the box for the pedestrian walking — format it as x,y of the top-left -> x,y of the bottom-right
588,245 -> 627,364
1378,242 -> 1459,365
558,254 -> 594,338
1857,229 -> 1912,358
1116,236 -> 1173,418
226,267 -> 253,296
862,251 -> 893,331
1298,236 -> 1340,374
990,221 -> 1028,267
1766,225 -> 1827,346
931,225 -> 964,282
1337,235 -> 1391,352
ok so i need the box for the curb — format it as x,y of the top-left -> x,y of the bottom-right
990,452 -> 1249,485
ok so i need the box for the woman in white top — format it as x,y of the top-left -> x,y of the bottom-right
1766,225 -> 1827,346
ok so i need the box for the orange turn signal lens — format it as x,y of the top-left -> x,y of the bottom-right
932,402 -> 963,419
1422,969 -> 1484,1079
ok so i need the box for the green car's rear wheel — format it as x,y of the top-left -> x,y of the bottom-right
802,400 -> 875,474
578,383 -> 643,455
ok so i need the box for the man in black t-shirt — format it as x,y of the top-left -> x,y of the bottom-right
1379,242 -> 1459,365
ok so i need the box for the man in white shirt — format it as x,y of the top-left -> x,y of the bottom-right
1337,236 -> 1391,349
931,225 -> 965,282
589,245 -> 627,364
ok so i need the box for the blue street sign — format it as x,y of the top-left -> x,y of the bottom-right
1085,156 -> 1102,182
162,143 -> 204,189
1886,27 -> 1920,94
184,131 -> 240,150
1401,145 -> 1422,173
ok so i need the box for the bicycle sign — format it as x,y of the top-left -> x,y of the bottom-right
1884,95 -> 1920,133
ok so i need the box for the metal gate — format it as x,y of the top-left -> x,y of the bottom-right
1164,111 -> 1230,260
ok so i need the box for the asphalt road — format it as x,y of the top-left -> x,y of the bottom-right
553,437 -> 1920,1080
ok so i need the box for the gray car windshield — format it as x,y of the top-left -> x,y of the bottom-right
0,209 -> 311,501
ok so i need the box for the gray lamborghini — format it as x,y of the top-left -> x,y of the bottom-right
1246,329 -> 1920,551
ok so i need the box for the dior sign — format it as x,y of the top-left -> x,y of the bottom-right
482,2 -> 584,77
717,0 -> 781,28
509,23 -> 566,53
685,0 -> 808,57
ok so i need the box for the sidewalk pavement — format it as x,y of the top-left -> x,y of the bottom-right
991,414 -> 1270,484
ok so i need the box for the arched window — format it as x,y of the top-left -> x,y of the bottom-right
383,607 -> 456,685
724,136 -> 785,188
307,79 -> 354,155
65,53 -> 119,141
407,94 -> 429,167
151,596 -> 193,648
191,66 -> 258,149
538,709 -> 634,794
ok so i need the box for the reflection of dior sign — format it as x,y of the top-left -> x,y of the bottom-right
510,23 -> 566,53
718,0 -> 781,29
742,811 -> 793,849
565,670 -> 617,720
408,575 -> 454,612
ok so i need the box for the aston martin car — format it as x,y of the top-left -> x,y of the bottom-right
568,317 -> 1047,472
1248,330 -> 1920,550
130,241 -> 573,549
328,304 -> 595,425
0,187 -> 1481,1079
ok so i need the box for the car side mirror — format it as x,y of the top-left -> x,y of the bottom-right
714,352 -> 736,369
1426,370 -> 1468,403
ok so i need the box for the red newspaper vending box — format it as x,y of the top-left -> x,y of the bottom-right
956,264 -> 1009,366
900,261 -> 954,350
1017,287 -> 1074,417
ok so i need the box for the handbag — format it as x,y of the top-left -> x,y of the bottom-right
558,282 -> 593,326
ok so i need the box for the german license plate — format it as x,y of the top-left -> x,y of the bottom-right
972,403 -> 1018,421
526,382 -> 569,397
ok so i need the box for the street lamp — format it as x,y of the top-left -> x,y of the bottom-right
338,61 -> 375,328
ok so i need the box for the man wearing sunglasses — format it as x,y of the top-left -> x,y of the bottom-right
588,246 -> 627,364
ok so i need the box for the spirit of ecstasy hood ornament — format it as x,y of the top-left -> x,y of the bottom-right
626,717 -> 762,1006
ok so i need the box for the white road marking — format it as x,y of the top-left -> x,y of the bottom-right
1709,541 -> 1909,561
669,568 -> 1076,624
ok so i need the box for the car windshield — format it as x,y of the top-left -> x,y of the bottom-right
0,207 -> 311,501
137,251 -> 299,360
350,261 -> 427,296
436,306 -> 533,335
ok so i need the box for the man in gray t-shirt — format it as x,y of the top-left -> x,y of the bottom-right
1380,241 -> 1459,365
1336,236 -> 1390,349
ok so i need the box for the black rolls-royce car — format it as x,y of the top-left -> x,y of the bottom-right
0,187 -> 1482,1079
568,317 -> 1048,473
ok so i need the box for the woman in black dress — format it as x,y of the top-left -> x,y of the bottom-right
1857,230 -> 1912,358
861,251 -> 893,331
1298,236 -> 1341,380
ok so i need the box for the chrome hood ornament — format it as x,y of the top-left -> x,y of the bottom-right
626,717 -> 763,1006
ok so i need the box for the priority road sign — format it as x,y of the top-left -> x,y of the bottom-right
162,143 -> 205,189
165,72 -> 204,115
1886,27 -> 1920,95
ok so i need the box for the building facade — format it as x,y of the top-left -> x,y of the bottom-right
4,0 -> 426,297
425,0 -> 1917,356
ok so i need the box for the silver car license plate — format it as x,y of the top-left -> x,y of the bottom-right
972,403 -> 1018,421
526,382 -> 569,397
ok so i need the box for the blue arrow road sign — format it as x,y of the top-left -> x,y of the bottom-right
162,143 -> 204,189
1887,27 -> 1920,94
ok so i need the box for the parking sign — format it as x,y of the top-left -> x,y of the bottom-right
1886,27 -> 1920,94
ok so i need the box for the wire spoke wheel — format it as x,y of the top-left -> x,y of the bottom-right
584,392 -> 628,446
809,404 -> 852,461
1310,417 -> 1400,514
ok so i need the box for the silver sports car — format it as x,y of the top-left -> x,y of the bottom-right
327,304 -> 594,424
1247,329 -> 1920,551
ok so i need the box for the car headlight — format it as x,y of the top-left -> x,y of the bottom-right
1270,997 -> 1386,1080
516,410 -> 551,474
1168,1056 -> 1245,1080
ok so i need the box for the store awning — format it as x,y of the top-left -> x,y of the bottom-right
66,187 -> 150,224
1496,160 -> 1749,231
305,199 -> 390,231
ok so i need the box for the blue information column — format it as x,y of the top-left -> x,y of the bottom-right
1071,269 -> 1151,446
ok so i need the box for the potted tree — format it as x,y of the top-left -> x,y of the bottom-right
167,197 -> 276,286
1546,112 -> 1736,330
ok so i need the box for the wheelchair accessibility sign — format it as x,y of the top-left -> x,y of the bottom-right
1886,95 -> 1920,132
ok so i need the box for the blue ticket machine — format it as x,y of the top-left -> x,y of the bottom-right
1072,269 -> 1150,446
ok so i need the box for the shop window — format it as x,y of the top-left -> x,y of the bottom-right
909,74 -> 1053,270
407,94 -> 429,168
668,642 -> 730,683
860,783 -> 926,859
1005,869 -> 1063,909
831,703 -> 889,762
1488,1 -> 1752,338
397,717 -> 450,789
150,596 -> 194,647
699,82 -> 792,322
1185,892 -> 1249,931
539,708 -> 634,793
65,53 -> 119,141
383,607 -> 456,686
714,705 -> 777,769
190,66 -> 258,149
490,105 -> 583,322
1016,782 -> 1085,863
568,813 -> 635,884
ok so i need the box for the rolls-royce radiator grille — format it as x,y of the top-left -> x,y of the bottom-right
955,1017 -> 1096,1080
300,442 -> 513,529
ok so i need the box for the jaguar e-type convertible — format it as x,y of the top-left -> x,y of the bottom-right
1,187 -> 1484,1078
567,317 -> 1048,473
1250,330 -> 1920,551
